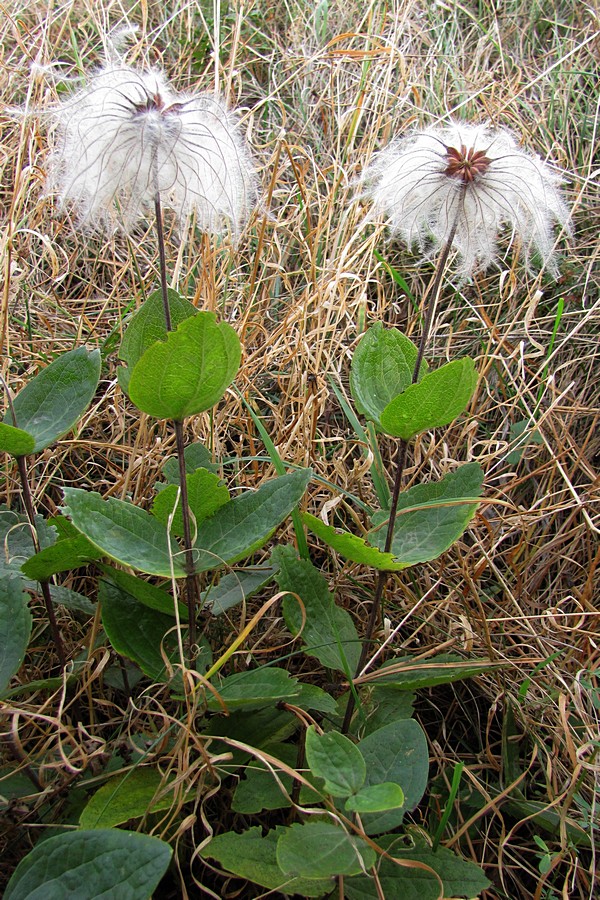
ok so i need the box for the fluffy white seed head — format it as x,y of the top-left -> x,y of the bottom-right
364,121 -> 571,276
46,64 -> 257,235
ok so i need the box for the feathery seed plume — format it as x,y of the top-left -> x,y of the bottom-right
46,64 -> 256,235
364,121 -> 570,275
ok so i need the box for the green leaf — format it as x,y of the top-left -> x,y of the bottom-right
3,347 -> 101,453
79,768 -> 178,828
118,288 -> 197,394
128,312 -> 241,420
303,512 -> 407,570
0,577 -> 32,694
99,579 -> 185,682
4,828 -> 172,900
21,533 -> 103,581
99,566 -> 187,620
345,782 -> 405,813
201,827 -> 332,897
350,323 -> 425,427
201,707 -> 297,770
293,682 -> 338,715
380,357 -> 478,439
232,743 -> 297,814
206,667 -> 301,712
344,832 -> 491,900
193,469 -> 311,572
202,565 -> 278,615
273,545 -> 360,674
62,488 -> 186,577
503,799 -> 591,848
162,441 -> 218,481
362,686 -> 416,736
152,468 -> 230,538
371,653 -> 503,690
277,822 -> 376,879
0,423 -> 35,457
305,725 -> 366,797
357,719 -> 429,835
369,463 -> 483,566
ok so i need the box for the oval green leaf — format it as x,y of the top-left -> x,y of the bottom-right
62,487 -> 186,577
128,312 -> 241,420
99,579 -> 185,681
350,323 -> 425,426
277,822 -> 376,879
380,357 -> 478,439
4,828 -> 172,900
201,827 -> 332,897
305,725 -> 366,797
206,667 -> 301,712
357,718 -> 429,835
3,347 -> 101,453
369,463 -> 484,567
193,469 -> 311,572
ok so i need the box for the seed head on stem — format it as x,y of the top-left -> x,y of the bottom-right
364,120 -> 570,276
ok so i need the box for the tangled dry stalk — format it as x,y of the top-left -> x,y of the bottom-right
1,1 -> 598,897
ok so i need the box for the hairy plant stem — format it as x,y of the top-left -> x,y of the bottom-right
341,217 -> 460,735
154,190 -> 200,656
16,455 -> 67,671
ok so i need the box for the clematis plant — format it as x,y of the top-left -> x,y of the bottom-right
44,60 -> 258,652
308,119 -> 571,732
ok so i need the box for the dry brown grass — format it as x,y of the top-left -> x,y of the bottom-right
1,0 -> 599,897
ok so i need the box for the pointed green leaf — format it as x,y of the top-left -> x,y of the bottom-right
21,533 -> 103,581
305,725 -> 366,797
63,488 -> 185,577
99,579 -> 193,682
277,822 -> 376,878
350,323 -> 426,427
0,577 -> 32,694
273,545 -> 360,674
99,565 -> 187,620
4,829 -> 172,900
206,667 -> 301,712
79,768 -> 178,829
369,463 -> 483,567
79,766 -> 174,828
357,719 -> 429,835
0,423 -> 35,457
201,827 -> 332,897
303,512 -> 407,570
371,653 -> 503,690
152,468 -> 229,538
344,782 -> 405,813
203,565 -> 278,615
128,312 -> 241,420
193,469 -> 311,573
380,357 -> 477,439
345,833 -> 491,900
3,347 -> 101,453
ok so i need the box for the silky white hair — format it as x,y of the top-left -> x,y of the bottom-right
46,64 -> 257,236
364,121 -> 571,276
